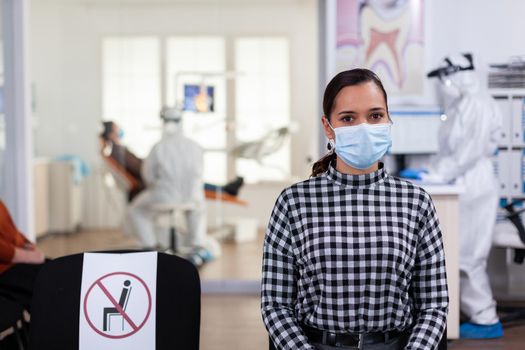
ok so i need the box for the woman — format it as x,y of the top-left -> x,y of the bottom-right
0,200 -> 45,311
261,69 -> 448,349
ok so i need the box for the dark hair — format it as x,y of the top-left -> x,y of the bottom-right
100,121 -> 115,141
310,69 -> 389,177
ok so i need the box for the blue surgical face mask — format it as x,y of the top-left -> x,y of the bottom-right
328,121 -> 392,170
118,128 -> 125,139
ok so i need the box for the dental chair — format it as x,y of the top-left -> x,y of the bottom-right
102,154 -> 142,194
492,202 -> 525,325
493,203 -> 525,264
99,139 -> 250,251
101,152 -> 247,206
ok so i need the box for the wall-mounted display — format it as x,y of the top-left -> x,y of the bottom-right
183,84 -> 215,113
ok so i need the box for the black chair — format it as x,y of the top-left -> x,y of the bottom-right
0,296 -> 26,350
29,251 -> 200,350
268,327 -> 447,349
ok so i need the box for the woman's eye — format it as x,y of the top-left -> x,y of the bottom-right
370,113 -> 384,120
341,116 -> 354,122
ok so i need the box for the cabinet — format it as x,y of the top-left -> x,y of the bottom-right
33,159 -> 50,237
48,161 -> 82,233
491,89 -> 525,200
33,158 -> 83,236
490,89 -> 525,301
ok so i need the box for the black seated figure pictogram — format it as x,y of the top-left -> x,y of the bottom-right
102,280 -> 132,332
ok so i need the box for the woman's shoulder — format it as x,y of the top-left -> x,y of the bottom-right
272,176 -> 328,206
283,175 -> 328,193
385,175 -> 434,203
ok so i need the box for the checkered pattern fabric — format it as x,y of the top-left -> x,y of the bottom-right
261,163 -> 448,350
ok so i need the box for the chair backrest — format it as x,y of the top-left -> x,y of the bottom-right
102,155 -> 141,192
30,251 -> 200,350
120,284 -> 131,310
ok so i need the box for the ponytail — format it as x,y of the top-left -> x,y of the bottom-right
310,152 -> 336,178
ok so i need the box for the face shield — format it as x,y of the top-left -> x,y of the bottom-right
428,53 -> 479,110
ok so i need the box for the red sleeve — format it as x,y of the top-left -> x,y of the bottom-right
0,236 -> 15,263
0,201 -> 28,251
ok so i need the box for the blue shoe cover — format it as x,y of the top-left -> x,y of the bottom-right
460,321 -> 503,339
195,248 -> 214,262
187,253 -> 204,267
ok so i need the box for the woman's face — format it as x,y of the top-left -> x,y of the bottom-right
322,81 -> 389,140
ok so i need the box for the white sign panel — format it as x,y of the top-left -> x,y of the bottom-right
79,252 -> 157,350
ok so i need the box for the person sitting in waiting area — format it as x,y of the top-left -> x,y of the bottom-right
99,121 -> 244,202
0,201 -> 45,312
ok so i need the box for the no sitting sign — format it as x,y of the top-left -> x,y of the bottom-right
79,252 -> 157,350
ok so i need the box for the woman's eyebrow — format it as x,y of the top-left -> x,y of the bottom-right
337,107 -> 386,115
337,110 -> 357,115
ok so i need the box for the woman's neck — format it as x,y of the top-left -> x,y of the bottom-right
335,156 -> 379,175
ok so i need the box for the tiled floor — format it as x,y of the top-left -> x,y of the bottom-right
37,228 -> 264,281
36,229 -> 525,349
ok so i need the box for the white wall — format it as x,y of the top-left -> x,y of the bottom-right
424,0 -> 525,105
31,0 -> 319,171
29,0 -> 525,161
324,0 -> 525,106
33,0 -> 525,230
31,0 -> 319,229
428,0 -> 525,77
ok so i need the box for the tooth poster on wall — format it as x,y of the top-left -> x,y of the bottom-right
335,0 -> 425,96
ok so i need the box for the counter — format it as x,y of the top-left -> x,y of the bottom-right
410,181 -> 464,339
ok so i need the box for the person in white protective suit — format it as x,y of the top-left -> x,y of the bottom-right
408,53 -> 503,339
124,107 -> 217,264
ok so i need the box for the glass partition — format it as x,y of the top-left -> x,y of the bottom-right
30,0 -> 318,292
28,1 -> 319,349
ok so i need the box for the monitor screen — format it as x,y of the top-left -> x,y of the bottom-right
389,109 -> 443,154
183,84 -> 215,113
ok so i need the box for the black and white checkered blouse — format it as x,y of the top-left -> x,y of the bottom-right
261,163 -> 448,350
